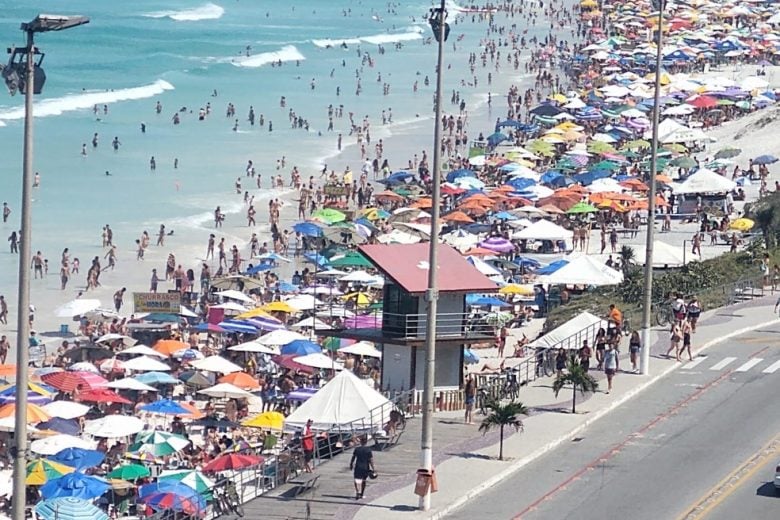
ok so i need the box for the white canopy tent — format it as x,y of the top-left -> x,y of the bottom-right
632,240 -> 686,268
513,219 -> 573,240
673,168 -> 736,194
529,311 -> 607,350
284,370 -> 391,431
540,255 -> 623,286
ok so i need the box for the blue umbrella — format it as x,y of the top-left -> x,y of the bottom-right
244,317 -> 286,331
463,349 -> 480,365
469,296 -> 510,307
277,281 -> 299,293
492,211 -> 518,221
36,497 -> 108,520
536,259 -> 569,275
138,480 -> 201,500
135,372 -> 179,385
513,256 -> 542,269
446,168 -> 476,183
281,339 -> 322,356
381,171 -> 414,185
506,177 -> 536,191
192,322 -> 226,333
753,154 -> 778,165
37,418 -> 80,436
51,448 -> 105,470
40,473 -> 110,500
140,399 -> 190,415
218,320 -> 258,334
246,263 -> 273,274
303,252 -> 330,267
292,222 -> 323,237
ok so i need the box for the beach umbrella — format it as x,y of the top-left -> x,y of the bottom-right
328,251 -> 373,268
35,497 -> 109,520
118,344 -> 167,358
258,329 -> 306,346
50,448 -> 105,470
153,339 -> 188,356
479,237 -> 515,254
202,453 -> 263,473
227,341 -> 279,355
729,218 -> 754,232
198,383 -> 254,400
171,348 -> 205,361
26,459 -> 75,486
753,154 -> 778,165
131,431 -> 190,457
566,201 -> 598,214
218,372 -> 260,390
107,464 -> 150,481
262,301 -> 297,314
499,284 -> 534,296
715,147 -> 741,159
242,410 -> 285,430
293,352 -> 344,370
31,435 -> 96,456
669,156 -> 697,168
281,339 -> 322,356
0,402 -> 49,423
54,299 -> 101,318
68,362 -> 99,374
463,349 -> 480,365
484,312 -> 514,326
41,401 -> 90,420
143,491 -> 205,515
311,208 -> 347,224
158,469 -> 215,496
190,355 -> 242,374
41,371 -> 107,392
83,415 -> 145,438
98,358 -> 125,373
470,296 -> 510,307
123,452 -> 164,464
140,398 -> 190,416
78,389 -> 132,405
292,221 -> 323,237
134,371 -> 179,386
36,418 -> 80,436
40,473 -> 110,500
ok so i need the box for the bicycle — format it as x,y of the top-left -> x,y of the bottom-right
213,481 -> 244,518
535,348 -> 555,378
654,306 -> 673,327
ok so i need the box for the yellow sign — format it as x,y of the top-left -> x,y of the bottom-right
133,292 -> 181,313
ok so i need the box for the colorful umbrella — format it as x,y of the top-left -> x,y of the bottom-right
242,411 -> 285,430
139,399 -> 190,416
50,448 -> 105,470
35,497 -> 108,520
26,459 -> 75,486
153,339 -> 188,356
729,218 -> 754,232
158,469 -> 215,496
0,402 -> 50,423
311,208 -> 347,225
36,418 -> 80,436
218,372 -> 260,390
78,389 -> 132,404
40,473 -> 110,500
41,371 -> 107,393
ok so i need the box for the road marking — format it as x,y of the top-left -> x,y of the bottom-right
734,358 -> 762,372
681,357 -> 706,369
676,433 -> 780,520
709,357 -> 736,370
762,359 -> 780,374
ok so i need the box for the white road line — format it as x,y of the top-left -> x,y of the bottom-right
710,357 -> 737,370
681,357 -> 707,370
762,360 -> 780,374
734,358 -> 763,372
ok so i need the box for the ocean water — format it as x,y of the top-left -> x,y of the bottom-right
0,0 -> 551,300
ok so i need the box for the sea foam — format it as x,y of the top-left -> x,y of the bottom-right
0,80 -> 174,122
312,27 -> 424,48
144,3 -> 225,22
229,45 -> 305,68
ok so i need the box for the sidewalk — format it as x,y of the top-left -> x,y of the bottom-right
333,295 -> 780,520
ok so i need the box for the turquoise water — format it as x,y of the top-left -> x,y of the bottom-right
0,1 -> 548,295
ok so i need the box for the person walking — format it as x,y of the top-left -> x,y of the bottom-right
666,321 -> 683,361
464,376 -> 477,425
113,288 -> 126,312
680,319 -> 694,361
595,327 -> 607,370
555,348 -> 567,377
687,296 -> 701,333
603,343 -> 619,394
578,339 -> 592,372
628,331 -> 641,373
349,436 -> 375,500
301,419 -> 315,473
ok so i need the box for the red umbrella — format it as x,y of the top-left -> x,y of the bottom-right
202,453 -> 263,473
78,388 -> 132,404
42,371 -> 108,392
688,95 -> 717,109
270,355 -> 316,374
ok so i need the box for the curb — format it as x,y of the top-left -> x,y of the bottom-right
425,316 -> 780,520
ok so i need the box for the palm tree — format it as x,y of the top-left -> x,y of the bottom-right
552,361 -> 599,414
619,245 -> 635,276
478,399 -> 528,461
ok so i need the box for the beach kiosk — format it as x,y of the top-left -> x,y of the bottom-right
328,243 -> 497,396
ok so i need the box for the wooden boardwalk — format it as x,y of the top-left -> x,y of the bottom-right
241,414 -> 480,520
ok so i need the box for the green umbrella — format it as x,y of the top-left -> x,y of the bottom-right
670,156 -> 697,168
130,431 -> 190,457
321,337 -> 341,352
590,160 -> 620,171
587,141 -> 616,154
311,208 -> 346,225
623,139 -> 651,150
107,464 -> 151,481
158,469 -> 215,497
714,147 -> 741,159
566,201 -> 598,214
329,251 -> 373,268
484,312 -> 513,326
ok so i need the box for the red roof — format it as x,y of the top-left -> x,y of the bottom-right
359,243 -> 497,294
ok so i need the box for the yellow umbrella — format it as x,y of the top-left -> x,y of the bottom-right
235,308 -> 276,320
729,218 -> 754,232
262,301 -> 298,313
0,402 -> 49,423
548,93 -> 567,103
342,292 -> 372,305
499,284 -> 534,296
26,459 -> 75,486
242,411 -> 285,430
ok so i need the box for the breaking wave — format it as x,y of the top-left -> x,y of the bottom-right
144,3 -> 225,22
312,27 -> 424,48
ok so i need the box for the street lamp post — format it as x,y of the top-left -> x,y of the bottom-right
640,3 -> 664,376
419,0 -> 447,511
2,15 -> 89,520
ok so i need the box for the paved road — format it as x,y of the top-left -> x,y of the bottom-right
446,328 -> 780,520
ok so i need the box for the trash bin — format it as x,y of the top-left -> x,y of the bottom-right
414,468 -> 438,496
